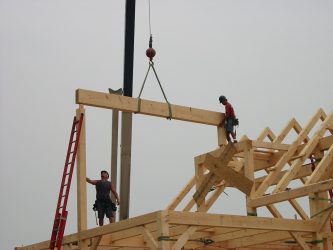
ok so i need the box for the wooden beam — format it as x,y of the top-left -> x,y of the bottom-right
166,176 -> 195,210
254,109 -> 325,197
224,231 -> 292,248
76,106 -> 89,250
156,211 -> 170,249
171,226 -> 197,250
204,153 -> 253,196
141,226 -> 158,249
168,211 -> 318,232
248,179 -> 333,208
76,89 -> 224,126
290,232 -> 311,250
274,109 -> 333,193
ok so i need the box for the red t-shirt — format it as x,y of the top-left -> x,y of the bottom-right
225,101 -> 236,119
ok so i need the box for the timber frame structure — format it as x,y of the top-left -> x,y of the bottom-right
17,89 -> 333,250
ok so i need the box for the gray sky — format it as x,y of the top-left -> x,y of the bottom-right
1,0 -> 333,249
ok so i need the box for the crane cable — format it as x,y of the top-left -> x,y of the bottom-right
136,0 -> 172,120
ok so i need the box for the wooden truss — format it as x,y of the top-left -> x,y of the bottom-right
17,89 -> 333,250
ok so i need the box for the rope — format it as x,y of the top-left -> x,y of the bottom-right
136,61 -> 172,119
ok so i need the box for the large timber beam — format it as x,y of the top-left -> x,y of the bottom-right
168,211 -> 318,232
76,89 -> 224,126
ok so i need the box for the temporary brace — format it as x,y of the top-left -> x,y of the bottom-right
49,114 -> 84,250
136,60 -> 172,119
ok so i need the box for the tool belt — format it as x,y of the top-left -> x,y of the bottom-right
93,199 -> 117,212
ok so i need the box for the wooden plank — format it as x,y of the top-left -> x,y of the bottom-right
76,89 -> 224,126
168,211 -> 318,232
90,236 -> 102,250
252,141 -> 290,151
141,226 -> 158,249
274,109 -> 333,193
193,172 -> 217,206
290,232 -> 311,250
224,231 -> 292,248
156,211 -> 170,249
211,229 -> 269,242
248,179 -> 333,208
171,226 -> 197,250
204,153 -> 253,196
76,106 -> 89,250
166,176 -> 195,210
289,199 -> 310,220
255,163 -> 314,187
254,109 -> 325,197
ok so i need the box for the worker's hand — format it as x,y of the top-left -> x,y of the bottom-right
116,199 -> 120,206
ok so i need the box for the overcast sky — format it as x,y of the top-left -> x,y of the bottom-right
1,0 -> 333,249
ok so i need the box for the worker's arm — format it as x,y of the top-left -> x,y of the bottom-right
86,177 -> 98,185
111,183 -> 120,205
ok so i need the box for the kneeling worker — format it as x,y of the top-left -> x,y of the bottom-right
86,170 -> 120,226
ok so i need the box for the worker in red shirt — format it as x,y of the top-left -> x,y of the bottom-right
219,95 -> 238,143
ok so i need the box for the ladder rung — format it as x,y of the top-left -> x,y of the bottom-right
70,140 -> 76,144
66,162 -> 72,166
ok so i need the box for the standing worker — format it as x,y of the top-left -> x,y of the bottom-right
86,170 -> 120,226
219,95 -> 238,144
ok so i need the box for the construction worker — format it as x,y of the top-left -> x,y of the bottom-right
86,170 -> 120,226
219,95 -> 238,143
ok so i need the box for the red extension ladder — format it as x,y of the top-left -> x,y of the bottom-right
49,114 -> 84,250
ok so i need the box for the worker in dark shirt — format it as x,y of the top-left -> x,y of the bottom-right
219,95 -> 238,143
86,170 -> 120,226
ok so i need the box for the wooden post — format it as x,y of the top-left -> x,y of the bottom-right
217,126 -> 227,146
194,158 -> 206,212
119,112 -> 133,220
156,211 -> 170,250
111,109 -> 119,204
309,191 -> 332,250
244,141 -> 257,216
76,105 -> 89,249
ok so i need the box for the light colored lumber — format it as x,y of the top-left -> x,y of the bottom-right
274,109 -> 333,193
76,89 -> 224,126
290,232 -> 311,250
248,179 -> 333,207
171,226 -> 197,250
224,231 -> 293,248
204,153 -> 253,196
140,226 -> 158,249
289,199 -> 310,220
156,211 -> 170,249
254,109 -> 325,197
211,229 -> 269,242
76,106 -> 89,250
168,211 -> 318,232
193,172 -> 217,207
90,236 -> 102,250
251,141 -> 290,151
255,163 -> 314,187
166,176 -> 195,210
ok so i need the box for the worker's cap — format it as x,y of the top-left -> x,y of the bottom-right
101,170 -> 109,177
219,95 -> 227,103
